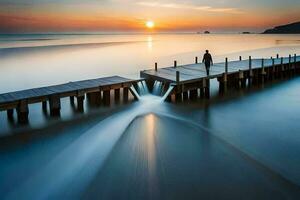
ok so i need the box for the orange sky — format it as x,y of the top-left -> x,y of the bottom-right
0,0 -> 299,33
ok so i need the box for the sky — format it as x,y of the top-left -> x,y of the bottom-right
0,0 -> 300,33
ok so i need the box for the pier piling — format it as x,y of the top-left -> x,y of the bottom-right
49,95 -> 61,116
123,87 -> 129,103
115,89 -> 120,102
17,100 -> 29,123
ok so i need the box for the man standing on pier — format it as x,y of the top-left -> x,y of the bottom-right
202,50 -> 213,76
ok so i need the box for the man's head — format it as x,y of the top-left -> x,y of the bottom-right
205,50 -> 209,53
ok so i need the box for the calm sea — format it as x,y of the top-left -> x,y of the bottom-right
1,33 -> 300,199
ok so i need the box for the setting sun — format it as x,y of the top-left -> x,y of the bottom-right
146,21 -> 155,29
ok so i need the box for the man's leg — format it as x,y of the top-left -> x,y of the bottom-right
206,66 -> 210,76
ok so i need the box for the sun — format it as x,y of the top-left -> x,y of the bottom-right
146,21 -> 155,29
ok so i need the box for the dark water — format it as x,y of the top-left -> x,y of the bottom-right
1,77 -> 300,199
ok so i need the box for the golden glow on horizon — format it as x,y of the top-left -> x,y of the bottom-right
146,21 -> 155,29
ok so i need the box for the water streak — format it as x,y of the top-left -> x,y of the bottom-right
152,81 -> 163,96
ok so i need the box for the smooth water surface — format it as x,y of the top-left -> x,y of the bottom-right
1,34 -> 300,93
1,34 -> 300,199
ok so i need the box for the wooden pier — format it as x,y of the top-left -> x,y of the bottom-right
141,54 -> 300,101
1,54 -> 300,124
0,76 -> 142,123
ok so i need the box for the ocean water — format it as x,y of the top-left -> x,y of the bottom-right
0,33 -> 300,93
1,33 -> 300,199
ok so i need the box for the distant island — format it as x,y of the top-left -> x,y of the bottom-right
263,21 -> 300,34
197,31 -> 210,34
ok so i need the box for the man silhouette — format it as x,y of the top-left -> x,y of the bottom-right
202,50 -> 213,76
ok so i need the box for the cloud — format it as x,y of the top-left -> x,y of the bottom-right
136,1 -> 243,14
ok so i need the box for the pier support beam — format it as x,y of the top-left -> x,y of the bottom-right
123,87 -> 129,103
182,91 -> 188,100
42,101 -> 47,111
200,88 -> 205,98
49,95 -> 61,116
260,59 -> 266,85
190,89 -> 198,100
70,96 -> 75,105
294,54 -> 297,74
115,88 -> 120,103
288,54 -> 292,76
7,109 -> 14,120
17,100 -> 29,123
218,82 -> 225,94
103,90 -> 111,106
77,95 -> 85,112
87,92 -> 101,106
146,80 -> 154,92
219,57 -> 228,94
271,58 -> 275,80
175,93 -> 182,102
205,87 -> 210,99
279,57 -> 284,78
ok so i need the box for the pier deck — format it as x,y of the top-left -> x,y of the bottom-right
0,75 -> 142,122
141,56 -> 300,84
141,55 -> 300,101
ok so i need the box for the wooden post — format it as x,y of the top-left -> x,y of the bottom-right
42,101 -> 47,112
176,71 -> 180,84
146,79 -> 154,92
17,100 -> 29,123
238,70 -> 245,88
190,89 -> 198,100
218,57 -> 228,94
49,94 -> 61,116
261,58 -> 265,84
225,57 -> 228,74
88,92 -> 101,106
289,54 -> 291,75
175,93 -> 182,102
195,56 -> 198,64
103,90 -> 111,106
182,91 -> 188,100
248,56 -> 252,86
123,87 -> 129,102
281,57 -> 284,78
294,54 -> 297,73
115,88 -> 120,102
239,56 -> 242,61
7,109 -> 14,120
155,62 -> 158,71
70,96 -> 75,105
200,88 -> 205,98
77,95 -> 85,112
272,58 -> 275,79
225,57 -> 228,83
174,60 -> 177,68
